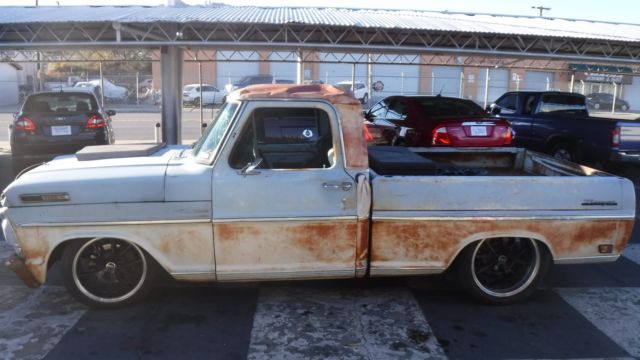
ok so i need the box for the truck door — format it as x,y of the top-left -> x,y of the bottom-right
211,101 -> 359,281
496,93 -> 538,150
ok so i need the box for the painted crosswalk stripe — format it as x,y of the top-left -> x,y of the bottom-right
0,285 -> 86,360
248,286 -> 447,360
623,244 -> 640,266
557,287 -> 640,358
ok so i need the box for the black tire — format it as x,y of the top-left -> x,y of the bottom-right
549,143 -> 578,162
458,238 -> 550,304
593,102 -> 601,110
194,97 -> 201,107
361,93 -> 369,105
621,104 -> 629,112
61,238 -> 156,308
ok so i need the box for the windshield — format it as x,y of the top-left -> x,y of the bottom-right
191,102 -> 239,160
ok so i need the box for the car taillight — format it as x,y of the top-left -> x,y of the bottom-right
85,115 -> 105,129
503,128 -> 514,145
363,124 -> 374,142
432,126 -> 451,145
14,116 -> 36,131
612,126 -> 620,147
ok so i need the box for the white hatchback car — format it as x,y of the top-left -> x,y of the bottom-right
182,84 -> 226,106
334,81 -> 369,104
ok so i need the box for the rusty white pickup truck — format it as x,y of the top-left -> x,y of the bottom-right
0,84 -> 636,308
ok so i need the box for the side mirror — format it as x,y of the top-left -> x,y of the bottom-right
488,104 -> 501,116
238,158 -> 263,176
362,110 -> 373,121
106,109 -> 116,116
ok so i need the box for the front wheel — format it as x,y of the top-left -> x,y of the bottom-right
457,237 -> 549,304
621,104 -> 629,112
61,238 -> 156,308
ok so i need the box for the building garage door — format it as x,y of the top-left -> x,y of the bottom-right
269,52 -> 297,82
622,76 -> 640,111
318,53 -> 368,86
370,63 -> 420,101
432,66 -> 462,98
0,64 -> 18,106
216,51 -> 260,89
476,68 -> 509,104
524,71 -> 554,91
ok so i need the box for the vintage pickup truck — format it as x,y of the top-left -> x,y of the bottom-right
1,84 -> 636,308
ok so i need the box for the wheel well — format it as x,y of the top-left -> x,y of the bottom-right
452,237 -> 553,268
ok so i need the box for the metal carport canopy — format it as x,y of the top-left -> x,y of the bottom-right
2,4 -> 640,144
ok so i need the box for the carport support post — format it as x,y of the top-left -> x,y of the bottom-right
569,73 -> 575,93
351,63 -> 356,92
161,45 -> 183,144
99,62 -> 105,108
483,68 -> 490,109
198,60 -> 204,134
367,54 -> 373,103
296,50 -> 304,84
612,82 -> 618,114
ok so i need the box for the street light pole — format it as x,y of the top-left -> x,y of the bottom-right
531,5 -> 551,17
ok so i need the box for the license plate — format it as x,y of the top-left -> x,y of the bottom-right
470,126 -> 488,136
51,125 -> 71,136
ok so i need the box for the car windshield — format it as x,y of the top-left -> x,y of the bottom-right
23,93 -> 98,113
191,102 -> 239,160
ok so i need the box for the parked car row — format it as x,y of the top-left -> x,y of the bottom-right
8,84 -> 640,177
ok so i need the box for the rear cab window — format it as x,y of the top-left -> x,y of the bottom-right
537,94 -> 588,115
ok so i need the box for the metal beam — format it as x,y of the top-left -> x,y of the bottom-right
160,45 -> 182,145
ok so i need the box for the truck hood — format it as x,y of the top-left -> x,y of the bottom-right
2,145 -> 187,207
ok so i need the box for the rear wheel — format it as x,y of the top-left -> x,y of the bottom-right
621,104 -> 629,112
61,238 -> 156,308
458,237 -> 549,304
194,97 -> 201,107
593,102 -> 601,110
549,143 -> 578,162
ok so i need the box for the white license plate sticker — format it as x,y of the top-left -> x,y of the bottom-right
470,126 -> 488,136
51,125 -> 71,136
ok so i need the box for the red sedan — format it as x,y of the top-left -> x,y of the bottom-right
364,95 -> 513,147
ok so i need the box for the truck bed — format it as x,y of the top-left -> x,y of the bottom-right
369,146 -> 630,212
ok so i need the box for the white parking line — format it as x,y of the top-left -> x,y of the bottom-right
557,287 -> 640,358
248,287 -> 446,360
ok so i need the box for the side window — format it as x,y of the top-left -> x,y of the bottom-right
496,94 -> 518,114
523,95 -> 537,115
229,107 -> 334,170
386,98 -> 408,121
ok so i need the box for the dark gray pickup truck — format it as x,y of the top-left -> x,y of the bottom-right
489,91 -> 640,169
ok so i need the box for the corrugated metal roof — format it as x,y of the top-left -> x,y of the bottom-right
1,5 -> 640,43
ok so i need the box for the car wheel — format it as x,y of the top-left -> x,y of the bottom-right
361,93 -> 369,105
621,104 -> 629,112
61,238 -> 156,308
458,237 -> 549,304
194,97 -> 201,107
549,143 -> 578,162
593,103 -> 601,110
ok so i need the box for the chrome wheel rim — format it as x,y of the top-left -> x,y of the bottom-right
471,238 -> 540,298
72,238 -> 147,304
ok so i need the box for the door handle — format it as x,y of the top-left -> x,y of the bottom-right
322,182 -> 353,191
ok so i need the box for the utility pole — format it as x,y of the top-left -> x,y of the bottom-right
531,5 -> 551,17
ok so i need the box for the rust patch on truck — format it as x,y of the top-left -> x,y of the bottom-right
355,219 -> 370,273
371,218 -> 630,270
214,220 -> 357,273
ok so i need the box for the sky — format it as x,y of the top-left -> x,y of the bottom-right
2,0 -> 639,25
